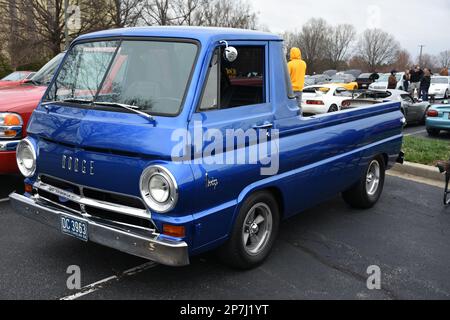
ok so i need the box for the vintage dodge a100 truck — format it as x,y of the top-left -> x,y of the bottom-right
10,27 -> 404,269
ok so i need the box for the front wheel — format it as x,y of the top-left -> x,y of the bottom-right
218,191 -> 280,269
342,156 -> 385,209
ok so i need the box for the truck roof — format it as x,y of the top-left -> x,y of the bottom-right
75,26 -> 282,43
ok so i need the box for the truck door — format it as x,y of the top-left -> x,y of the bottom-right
187,42 -> 276,246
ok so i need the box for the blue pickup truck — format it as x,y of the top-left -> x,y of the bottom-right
10,27 -> 404,269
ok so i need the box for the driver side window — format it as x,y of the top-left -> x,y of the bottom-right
198,45 -> 266,112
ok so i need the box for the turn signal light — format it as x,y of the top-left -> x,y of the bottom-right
24,184 -> 33,193
163,224 -> 185,238
427,109 -> 439,117
4,114 -> 22,126
306,100 -> 325,105
3,130 -> 17,137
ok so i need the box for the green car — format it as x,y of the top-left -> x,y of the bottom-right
426,103 -> 450,136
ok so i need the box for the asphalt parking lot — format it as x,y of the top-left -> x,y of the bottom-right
404,124 -> 450,140
1,173 -> 449,300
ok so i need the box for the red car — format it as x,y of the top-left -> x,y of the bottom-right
0,71 -> 36,88
0,53 -> 64,174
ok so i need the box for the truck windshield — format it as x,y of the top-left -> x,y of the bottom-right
44,40 -> 198,116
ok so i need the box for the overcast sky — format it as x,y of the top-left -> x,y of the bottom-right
250,0 -> 450,58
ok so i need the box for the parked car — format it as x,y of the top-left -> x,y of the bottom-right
356,73 -> 375,90
0,71 -> 35,88
309,74 -> 331,85
302,84 -> 354,114
343,69 -> 362,78
429,76 -> 450,99
328,74 -> 358,90
341,89 -> 430,124
10,27 -> 403,269
426,103 -> 450,136
369,72 -> 405,91
0,53 -> 64,174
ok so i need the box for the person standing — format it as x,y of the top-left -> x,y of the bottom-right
369,71 -> 379,83
409,65 -> 423,98
288,47 -> 307,109
388,71 -> 398,89
420,68 -> 431,101
403,69 -> 410,92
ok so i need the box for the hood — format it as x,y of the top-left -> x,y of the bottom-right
28,103 -> 185,158
290,47 -> 302,61
0,85 -> 47,112
0,80 -> 23,88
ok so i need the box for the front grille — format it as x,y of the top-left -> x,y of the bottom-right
40,175 -> 81,195
35,175 -> 155,231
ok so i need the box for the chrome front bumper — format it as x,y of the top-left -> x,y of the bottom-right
0,139 -> 20,151
9,193 -> 189,266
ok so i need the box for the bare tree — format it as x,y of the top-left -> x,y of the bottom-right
418,53 -> 437,71
392,49 -> 413,71
192,0 -> 258,29
108,0 -> 145,28
0,0 -> 112,56
325,24 -> 356,69
437,50 -> 450,68
292,18 -> 330,73
357,28 -> 400,71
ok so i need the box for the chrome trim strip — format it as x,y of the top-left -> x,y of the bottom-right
34,194 -> 86,217
0,139 -> 21,151
9,192 -> 189,266
34,181 -> 151,221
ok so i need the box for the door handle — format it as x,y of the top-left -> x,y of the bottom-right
252,123 -> 273,130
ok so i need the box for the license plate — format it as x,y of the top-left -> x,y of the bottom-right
61,216 -> 88,241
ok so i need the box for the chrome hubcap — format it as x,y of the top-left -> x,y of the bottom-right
242,203 -> 273,256
366,160 -> 380,196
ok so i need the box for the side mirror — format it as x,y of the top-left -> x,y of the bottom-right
220,40 -> 238,62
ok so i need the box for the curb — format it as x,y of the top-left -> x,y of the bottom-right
390,161 -> 443,182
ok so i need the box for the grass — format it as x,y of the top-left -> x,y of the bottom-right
402,136 -> 450,166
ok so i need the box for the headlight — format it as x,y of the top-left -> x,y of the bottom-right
140,165 -> 178,213
0,112 -> 23,139
16,139 -> 36,177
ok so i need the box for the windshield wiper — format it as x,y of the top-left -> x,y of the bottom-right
41,98 -> 93,106
93,102 -> 154,121
63,98 -> 94,104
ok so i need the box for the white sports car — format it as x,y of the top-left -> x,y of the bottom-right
301,84 -> 353,115
429,76 -> 450,99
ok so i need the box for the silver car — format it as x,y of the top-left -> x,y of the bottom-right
344,89 -> 430,124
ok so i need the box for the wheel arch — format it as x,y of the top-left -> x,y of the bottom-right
234,185 -> 285,226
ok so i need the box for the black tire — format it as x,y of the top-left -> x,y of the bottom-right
328,104 -> 339,113
342,156 -> 385,209
218,191 -> 280,269
427,128 -> 440,136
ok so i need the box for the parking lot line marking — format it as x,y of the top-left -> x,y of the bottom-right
404,129 -> 427,137
0,198 -> 9,203
59,261 -> 158,300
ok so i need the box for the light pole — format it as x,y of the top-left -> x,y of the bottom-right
418,45 -> 425,66
64,0 -> 69,50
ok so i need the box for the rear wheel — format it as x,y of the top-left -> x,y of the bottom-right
328,104 -> 339,113
427,128 -> 440,136
218,191 -> 280,269
342,156 -> 385,209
